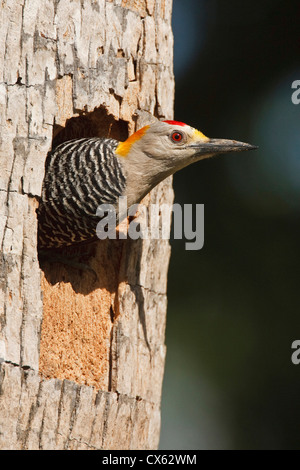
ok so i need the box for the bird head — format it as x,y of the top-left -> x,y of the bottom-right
116,120 -> 257,175
116,120 -> 257,204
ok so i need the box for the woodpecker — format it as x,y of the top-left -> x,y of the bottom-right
37,120 -> 257,250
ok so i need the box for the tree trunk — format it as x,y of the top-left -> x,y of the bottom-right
0,0 -> 174,450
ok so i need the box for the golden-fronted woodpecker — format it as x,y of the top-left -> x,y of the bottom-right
37,120 -> 257,249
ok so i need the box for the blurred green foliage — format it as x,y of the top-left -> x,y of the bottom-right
160,0 -> 300,450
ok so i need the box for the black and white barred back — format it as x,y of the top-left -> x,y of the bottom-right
38,137 -> 126,249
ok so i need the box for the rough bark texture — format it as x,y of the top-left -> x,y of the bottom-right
0,0 -> 174,450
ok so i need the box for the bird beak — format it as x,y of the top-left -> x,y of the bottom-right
191,138 -> 258,156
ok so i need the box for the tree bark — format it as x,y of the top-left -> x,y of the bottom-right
0,0 -> 174,450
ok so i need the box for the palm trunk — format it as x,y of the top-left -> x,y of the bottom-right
0,0 -> 174,450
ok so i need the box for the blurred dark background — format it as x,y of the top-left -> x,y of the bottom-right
160,0 -> 300,450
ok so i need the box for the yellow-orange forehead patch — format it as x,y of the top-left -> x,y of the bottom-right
193,129 -> 209,141
116,125 -> 150,157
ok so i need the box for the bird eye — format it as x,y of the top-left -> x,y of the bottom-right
171,131 -> 183,143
